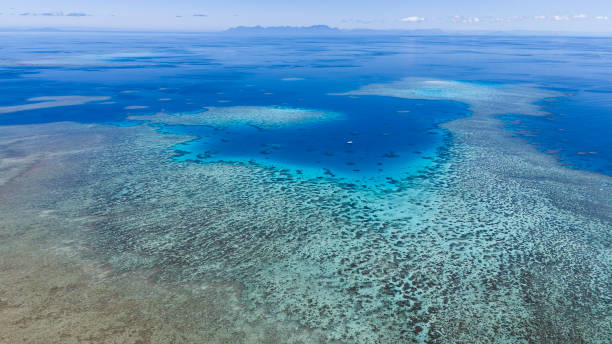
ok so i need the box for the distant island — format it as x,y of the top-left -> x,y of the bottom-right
223,25 -> 341,35
222,25 -> 451,36
1,26 -> 602,37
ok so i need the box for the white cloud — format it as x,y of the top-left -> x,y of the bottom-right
595,15 -> 609,20
534,15 -> 546,20
16,11 -> 90,17
401,16 -> 424,23
573,14 -> 588,19
451,16 -> 481,24
341,18 -> 384,25
491,16 -> 526,23
553,15 -> 569,21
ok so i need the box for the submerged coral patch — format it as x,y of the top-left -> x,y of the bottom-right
9,120 -> 604,343
335,78 -> 561,117
0,96 -> 111,114
128,106 -> 340,129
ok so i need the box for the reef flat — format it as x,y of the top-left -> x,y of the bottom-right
0,96 -> 111,114
335,78 -> 561,117
1,79 -> 610,343
128,106 -> 340,129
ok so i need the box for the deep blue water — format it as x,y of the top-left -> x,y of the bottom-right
503,92 -> 612,174
0,32 -> 610,177
166,96 -> 467,182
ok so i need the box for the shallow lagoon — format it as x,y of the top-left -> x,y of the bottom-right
151,99 -> 468,184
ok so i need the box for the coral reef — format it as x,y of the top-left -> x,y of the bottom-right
0,80 -> 610,343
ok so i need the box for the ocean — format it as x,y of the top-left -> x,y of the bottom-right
0,31 -> 610,343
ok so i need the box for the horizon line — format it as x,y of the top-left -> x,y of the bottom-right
1,25 -> 611,37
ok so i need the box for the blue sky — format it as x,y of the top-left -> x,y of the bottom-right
1,0 -> 611,32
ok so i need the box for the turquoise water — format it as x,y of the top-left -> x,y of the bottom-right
162,97 -> 468,184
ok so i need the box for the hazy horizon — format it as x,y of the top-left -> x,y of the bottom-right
2,0 -> 611,33
2,24 -> 612,37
